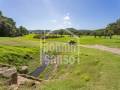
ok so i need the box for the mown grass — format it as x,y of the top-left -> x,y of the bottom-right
47,35 -> 120,48
0,34 -> 120,90
0,35 -> 40,72
40,46 -> 120,90
38,37 -> 120,90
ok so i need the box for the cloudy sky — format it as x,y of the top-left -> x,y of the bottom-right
0,0 -> 120,30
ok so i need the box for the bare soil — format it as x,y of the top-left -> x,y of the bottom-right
80,44 -> 120,55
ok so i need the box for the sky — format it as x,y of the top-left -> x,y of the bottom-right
0,0 -> 120,30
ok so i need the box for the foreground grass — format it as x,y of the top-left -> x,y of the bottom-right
0,35 -> 40,72
40,46 -> 120,90
0,35 -> 120,90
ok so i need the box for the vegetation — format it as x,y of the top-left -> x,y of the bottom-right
39,42 -> 120,90
68,40 -> 77,45
0,10 -> 120,90
0,11 -> 28,37
0,34 -> 119,90
0,36 -> 40,72
31,18 -> 120,39
46,35 -> 120,48
105,19 -> 120,39
33,34 -> 64,39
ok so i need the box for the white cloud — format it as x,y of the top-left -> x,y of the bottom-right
64,16 -> 70,21
51,19 -> 57,23
49,13 -> 73,30
63,13 -> 72,27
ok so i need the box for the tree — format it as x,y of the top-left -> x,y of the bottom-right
105,19 -> 120,37
106,23 -> 115,39
0,11 -> 2,16
0,11 -> 28,37
18,26 -> 29,36
58,29 -> 64,37
116,19 -> 120,35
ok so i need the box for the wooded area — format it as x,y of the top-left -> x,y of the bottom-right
0,11 -> 28,37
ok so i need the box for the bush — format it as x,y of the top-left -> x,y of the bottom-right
68,40 -> 77,45
33,34 -> 64,39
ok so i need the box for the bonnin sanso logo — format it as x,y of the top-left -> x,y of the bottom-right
40,29 -> 80,65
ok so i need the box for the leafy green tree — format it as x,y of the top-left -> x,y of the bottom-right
18,26 -> 29,36
106,23 -> 115,39
59,29 -> 64,37
0,11 -> 28,37
0,11 -> 2,16
93,29 -> 105,38
116,19 -> 120,35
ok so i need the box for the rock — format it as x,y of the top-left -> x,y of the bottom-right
0,65 -> 17,85
19,66 -> 28,74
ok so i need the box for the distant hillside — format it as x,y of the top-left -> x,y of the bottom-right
29,29 -> 106,36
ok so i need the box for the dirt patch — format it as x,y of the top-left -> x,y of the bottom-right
9,75 -> 41,90
80,44 -> 120,55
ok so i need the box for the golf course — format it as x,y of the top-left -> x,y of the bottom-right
0,34 -> 120,90
0,0 -> 120,89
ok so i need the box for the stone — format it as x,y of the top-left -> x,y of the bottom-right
0,65 -> 17,85
19,66 -> 28,74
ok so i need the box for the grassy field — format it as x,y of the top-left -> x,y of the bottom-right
0,34 -> 120,90
39,41 -> 120,90
48,35 -> 120,48
0,35 -> 41,72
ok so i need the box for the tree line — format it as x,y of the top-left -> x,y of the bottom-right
50,19 -> 120,39
0,11 -> 28,37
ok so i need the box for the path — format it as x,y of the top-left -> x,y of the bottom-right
79,44 -> 120,55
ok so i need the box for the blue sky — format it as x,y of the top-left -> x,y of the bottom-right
0,0 -> 120,30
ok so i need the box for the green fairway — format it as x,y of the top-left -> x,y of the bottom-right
0,35 -> 120,90
47,35 -> 120,48
40,46 -> 120,90
0,1 -> 120,89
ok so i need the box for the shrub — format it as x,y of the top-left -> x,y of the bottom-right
33,34 -> 64,39
68,40 -> 77,45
